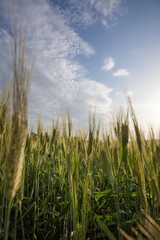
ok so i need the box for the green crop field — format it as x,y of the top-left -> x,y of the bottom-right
0,30 -> 160,240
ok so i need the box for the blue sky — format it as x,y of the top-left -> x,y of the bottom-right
0,0 -> 160,130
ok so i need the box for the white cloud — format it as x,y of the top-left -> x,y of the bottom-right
113,69 -> 130,77
61,0 -> 127,28
115,90 -> 133,98
126,90 -> 133,96
115,90 -> 133,97
0,0 -> 114,126
115,91 -> 121,96
102,57 -> 115,71
29,78 -> 113,126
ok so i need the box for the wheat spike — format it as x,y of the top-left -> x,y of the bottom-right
5,28 -> 33,200
4,27 -> 34,240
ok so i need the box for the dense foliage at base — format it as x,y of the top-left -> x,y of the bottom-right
0,108 -> 160,239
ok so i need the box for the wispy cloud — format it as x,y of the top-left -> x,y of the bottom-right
113,69 -> 130,77
0,0 -> 114,125
126,90 -> 133,96
115,90 -> 133,97
102,57 -> 115,71
61,0 -> 127,28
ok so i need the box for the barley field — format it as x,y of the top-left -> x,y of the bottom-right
0,31 -> 160,240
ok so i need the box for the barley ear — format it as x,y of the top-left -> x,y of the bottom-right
5,28 -> 33,200
4,27 -> 34,240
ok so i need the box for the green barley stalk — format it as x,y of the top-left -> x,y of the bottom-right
4,27 -> 34,240
127,96 -> 148,211
0,84 -> 12,236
